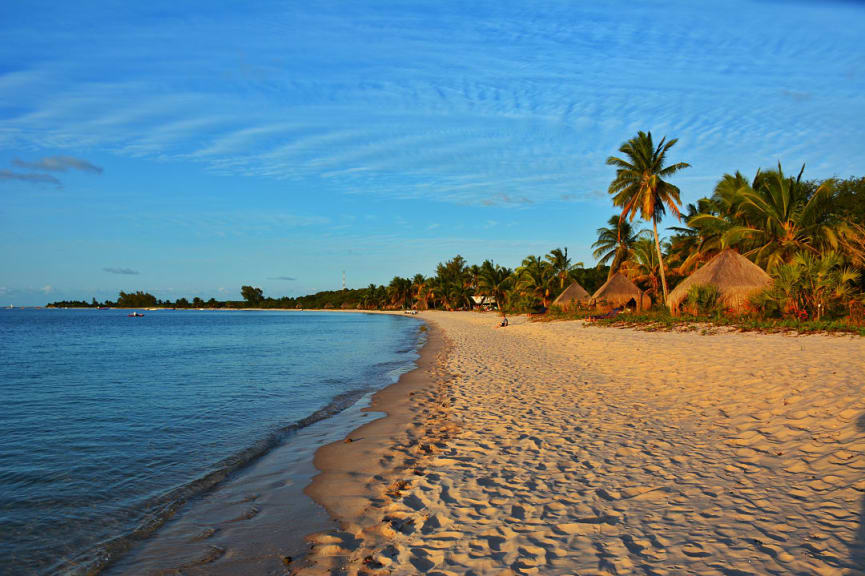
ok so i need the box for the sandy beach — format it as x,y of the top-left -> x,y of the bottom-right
299,311 -> 865,575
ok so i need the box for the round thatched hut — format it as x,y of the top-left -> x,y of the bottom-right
552,281 -> 590,308
667,249 -> 771,313
591,273 -> 650,311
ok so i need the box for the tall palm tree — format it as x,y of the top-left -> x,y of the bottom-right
592,215 -> 647,278
477,260 -> 513,314
411,274 -> 427,309
607,131 -> 690,304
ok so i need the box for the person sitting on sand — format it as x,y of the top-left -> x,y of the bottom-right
498,317 -> 508,328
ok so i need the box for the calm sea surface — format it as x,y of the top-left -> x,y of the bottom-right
0,309 -> 421,575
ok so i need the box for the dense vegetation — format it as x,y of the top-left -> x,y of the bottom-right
48,132 -> 864,329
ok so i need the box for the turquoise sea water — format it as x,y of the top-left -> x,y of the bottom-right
0,309 -> 421,575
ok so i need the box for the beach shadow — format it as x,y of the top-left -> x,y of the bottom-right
847,412 -> 865,574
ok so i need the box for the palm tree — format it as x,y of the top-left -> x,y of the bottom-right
626,237 -> 666,299
790,251 -> 859,321
387,277 -> 412,309
666,203 -> 702,273
425,276 -> 445,310
762,251 -> 860,320
411,274 -> 427,309
468,264 -> 482,291
477,260 -> 513,314
362,283 -> 378,309
545,248 -> 582,290
684,165 -> 864,272
516,255 -> 554,308
727,165 -> 839,270
592,215 -> 647,278
607,131 -> 690,304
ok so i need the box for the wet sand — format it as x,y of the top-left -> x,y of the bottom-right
299,311 -> 865,575
299,320 -> 450,573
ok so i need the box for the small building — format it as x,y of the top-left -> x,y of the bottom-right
470,295 -> 497,310
667,249 -> 772,314
591,273 -> 650,311
552,281 -> 590,308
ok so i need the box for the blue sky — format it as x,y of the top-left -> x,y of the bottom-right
2,1 -> 864,305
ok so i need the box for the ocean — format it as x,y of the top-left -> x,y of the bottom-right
0,309 -> 422,575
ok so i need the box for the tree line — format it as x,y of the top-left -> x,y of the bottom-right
596,131 -> 863,321
48,131 -> 864,322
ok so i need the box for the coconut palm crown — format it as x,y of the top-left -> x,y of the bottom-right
592,215 -> 648,278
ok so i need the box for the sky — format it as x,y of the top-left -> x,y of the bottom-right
2,1 -> 864,305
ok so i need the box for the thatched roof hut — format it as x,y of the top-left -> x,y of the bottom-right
591,273 -> 650,311
553,281 -> 590,307
667,249 -> 771,313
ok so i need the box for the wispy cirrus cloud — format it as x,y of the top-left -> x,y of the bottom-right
0,170 -> 61,186
0,1 -> 863,206
103,267 -> 140,275
13,155 -> 103,174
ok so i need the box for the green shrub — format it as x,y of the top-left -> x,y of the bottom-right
685,284 -> 720,316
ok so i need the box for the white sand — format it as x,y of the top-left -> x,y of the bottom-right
301,311 -> 865,575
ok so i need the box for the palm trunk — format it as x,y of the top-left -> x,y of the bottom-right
652,218 -> 669,307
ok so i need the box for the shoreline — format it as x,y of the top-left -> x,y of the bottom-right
299,316 -> 449,573
101,310 -> 427,576
295,311 -> 865,575
25,310 -> 425,576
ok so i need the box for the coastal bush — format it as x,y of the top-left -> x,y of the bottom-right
685,284 -> 720,316
757,252 -> 860,321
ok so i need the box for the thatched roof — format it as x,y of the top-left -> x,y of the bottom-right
591,273 -> 650,310
667,249 -> 772,311
553,281 -> 590,305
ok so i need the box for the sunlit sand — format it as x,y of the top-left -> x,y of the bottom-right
301,311 -> 865,575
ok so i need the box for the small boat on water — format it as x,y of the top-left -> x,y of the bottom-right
128,312 -> 144,317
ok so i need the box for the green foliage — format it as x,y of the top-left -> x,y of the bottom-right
682,165 -> 863,271
241,285 -> 264,305
758,251 -> 860,320
545,247 -> 581,291
626,237 -> 666,298
592,215 -> 647,277
581,309 -> 865,337
117,291 -> 158,308
685,284 -> 720,316
831,176 -> 865,228
567,265 -> 609,295
477,260 -> 513,314
46,299 -> 101,308
516,255 -> 555,309
387,276 -> 413,309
